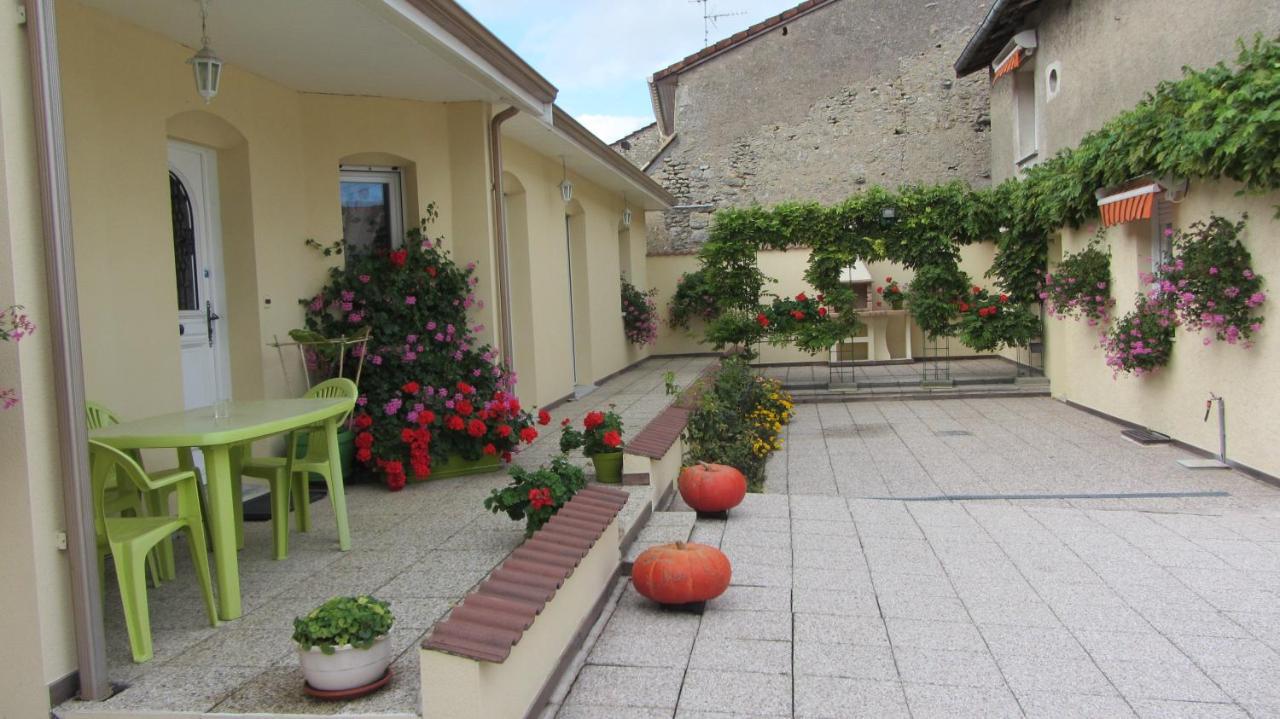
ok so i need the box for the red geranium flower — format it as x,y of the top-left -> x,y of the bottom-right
958,302 -> 971,312
386,472 -> 406,491
355,447 -> 372,462
418,409 -> 436,426
502,451 -> 513,463
790,310 -> 805,320
538,409 -> 551,425
528,487 -> 553,510
354,431 -> 374,448
401,381 -> 420,395
497,424 -> 512,438
795,292 -> 808,302
506,397 -> 521,414
520,426 -> 538,443
818,307 -> 828,317
456,381 -> 474,395
400,428 -> 415,443
467,419 -> 487,438
756,313 -> 770,328
886,276 -> 893,283
876,286 -> 885,294
602,430 -> 622,448
353,413 -> 373,430
483,443 -> 497,456
584,411 -> 605,429
998,293 -> 1009,303
390,249 -> 408,267
445,415 -> 465,431
425,266 -> 437,278
456,399 -> 474,416
971,285 -> 982,295
561,417 -> 571,427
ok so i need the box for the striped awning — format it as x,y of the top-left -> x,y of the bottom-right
991,48 -> 1023,81
1098,183 -> 1163,227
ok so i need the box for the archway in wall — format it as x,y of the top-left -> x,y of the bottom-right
565,199 -> 593,389
501,171 -> 538,399
164,110 -> 261,402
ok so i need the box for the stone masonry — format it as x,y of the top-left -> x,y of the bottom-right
614,0 -> 993,254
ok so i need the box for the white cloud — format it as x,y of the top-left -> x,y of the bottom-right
577,114 -> 654,144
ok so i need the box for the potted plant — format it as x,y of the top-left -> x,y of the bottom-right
482,455 -> 587,536
293,595 -> 394,693
559,408 -> 625,483
298,204 -> 545,490
876,277 -> 905,310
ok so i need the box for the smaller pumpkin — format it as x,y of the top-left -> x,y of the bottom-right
678,462 -> 747,513
632,541 -> 732,604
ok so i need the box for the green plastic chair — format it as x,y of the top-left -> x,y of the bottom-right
89,440 -> 218,663
240,378 -> 357,559
87,403 -> 211,581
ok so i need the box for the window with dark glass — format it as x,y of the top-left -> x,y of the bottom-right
339,168 -> 403,260
170,171 -> 199,311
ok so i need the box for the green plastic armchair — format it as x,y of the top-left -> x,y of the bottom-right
240,378 -> 357,559
89,440 -> 218,663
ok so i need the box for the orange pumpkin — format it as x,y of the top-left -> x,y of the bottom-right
678,462 -> 747,513
632,541 -> 732,604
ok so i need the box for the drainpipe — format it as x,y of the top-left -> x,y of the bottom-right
489,106 -> 519,377
26,0 -> 111,701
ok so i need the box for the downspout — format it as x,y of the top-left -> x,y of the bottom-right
489,106 -> 519,376
26,0 -> 111,701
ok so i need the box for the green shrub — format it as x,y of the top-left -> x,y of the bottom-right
293,595 -> 393,654
483,455 -> 587,536
683,357 -> 792,491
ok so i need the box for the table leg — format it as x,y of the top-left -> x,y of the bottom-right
324,419 -> 351,551
202,445 -> 242,620
230,444 -> 245,550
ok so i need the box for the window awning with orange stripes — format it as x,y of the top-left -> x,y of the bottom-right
1097,183 -> 1163,228
991,48 -> 1023,81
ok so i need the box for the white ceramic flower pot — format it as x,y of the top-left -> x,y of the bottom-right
297,635 -> 392,691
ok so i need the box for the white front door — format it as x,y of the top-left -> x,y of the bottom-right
169,140 -> 231,410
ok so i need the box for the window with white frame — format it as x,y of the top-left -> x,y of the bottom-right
339,167 -> 404,260
1150,198 -> 1176,275
1013,64 -> 1039,165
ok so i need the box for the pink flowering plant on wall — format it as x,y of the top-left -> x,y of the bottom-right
1101,294 -> 1177,377
1,304 -> 35,409
300,203 -> 548,490
620,277 -> 658,346
1041,234 -> 1114,326
1148,215 -> 1265,347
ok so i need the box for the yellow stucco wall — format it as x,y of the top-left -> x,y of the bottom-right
0,4 -> 71,710
1045,184 -> 1280,474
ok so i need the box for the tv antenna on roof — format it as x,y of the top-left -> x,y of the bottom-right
691,0 -> 746,47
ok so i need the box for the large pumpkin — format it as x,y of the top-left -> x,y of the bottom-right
678,462 -> 747,513
632,541 -> 732,604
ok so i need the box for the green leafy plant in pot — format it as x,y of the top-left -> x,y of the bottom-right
483,455 -> 587,536
559,407 -> 625,483
293,595 -> 394,692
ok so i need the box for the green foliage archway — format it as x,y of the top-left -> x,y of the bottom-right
694,36 -> 1280,356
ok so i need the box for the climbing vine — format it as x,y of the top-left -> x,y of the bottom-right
694,35 -> 1280,356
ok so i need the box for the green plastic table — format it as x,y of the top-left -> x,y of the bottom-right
89,398 -> 353,620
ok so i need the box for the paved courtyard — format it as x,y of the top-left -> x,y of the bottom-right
56,356 -> 714,718
551,397 -> 1280,718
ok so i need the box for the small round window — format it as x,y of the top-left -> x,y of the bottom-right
1046,63 -> 1062,100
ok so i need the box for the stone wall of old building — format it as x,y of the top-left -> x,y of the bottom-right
623,0 -> 993,254
613,122 -> 663,170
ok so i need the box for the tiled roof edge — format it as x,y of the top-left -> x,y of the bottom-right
421,485 -> 628,662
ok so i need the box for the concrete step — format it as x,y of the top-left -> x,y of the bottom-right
622,510 -> 697,572
790,383 -> 1051,403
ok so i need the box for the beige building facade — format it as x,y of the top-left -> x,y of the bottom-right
958,0 -> 1280,474
0,0 -> 671,712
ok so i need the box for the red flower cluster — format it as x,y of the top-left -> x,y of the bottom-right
381,459 -> 406,491
402,424 -> 431,482
528,487 -> 553,510
756,313 -> 770,328
401,381 -> 420,395
456,399 -> 473,416
445,415 -> 465,431
602,430 -> 622,448
354,429 -> 374,463
520,426 -> 539,443
584,411 -> 605,429
466,418 -> 487,438
538,409 -> 551,425
977,305 -> 1000,318
790,310 -> 806,320
389,249 -> 408,267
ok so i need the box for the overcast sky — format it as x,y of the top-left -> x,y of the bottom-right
458,0 -> 804,143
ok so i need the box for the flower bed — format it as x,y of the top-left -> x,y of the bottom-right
683,356 -> 793,490
299,205 -> 550,490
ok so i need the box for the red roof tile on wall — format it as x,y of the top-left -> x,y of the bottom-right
421,485 -> 628,663
624,406 -> 691,460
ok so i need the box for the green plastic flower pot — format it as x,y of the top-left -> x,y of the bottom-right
591,451 -> 624,484
427,454 -> 502,480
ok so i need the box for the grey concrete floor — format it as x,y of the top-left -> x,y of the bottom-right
55,356 -> 715,718
553,397 -> 1280,719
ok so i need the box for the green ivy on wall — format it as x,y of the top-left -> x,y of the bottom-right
696,35 -> 1280,355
